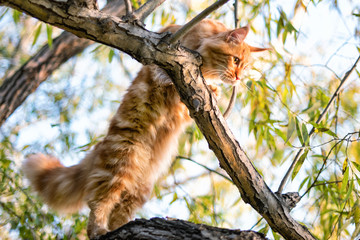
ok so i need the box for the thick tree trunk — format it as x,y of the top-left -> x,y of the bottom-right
95,218 -> 267,240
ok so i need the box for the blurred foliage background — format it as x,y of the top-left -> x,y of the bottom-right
0,0 -> 360,239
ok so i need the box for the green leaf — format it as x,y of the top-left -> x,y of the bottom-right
46,24 -> 53,48
276,14 -> 284,37
153,185 -> 162,199
353,202 -> 360,224
356,175 -> 360,188
292,150 -> 308,180
131,0 -> 140,8
343,177 -> 353,203
352,161 -> 360,173
170,192 -> 178,205
301,102 -> 321,114
108,49 -> 115,63
32,23 -> 42,46
295,117 -> 304,145
342,158 -> 348,174
12,10 -> 20,23
356,69 -> 360,79
274,128 -> 286,143
324,129 -> 337,138
282,30 -> 288,44
298,176 -> 309,191
21,145 -> 30,151
259,224 -> 269,234
311,154 -> 326,159
301,123 -> 309,146
286,116 -> 296,143
246,80 -> 253,89
340,166 -> 349,193
272,230 -> 281,240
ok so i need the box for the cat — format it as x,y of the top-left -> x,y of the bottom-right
23,19 -> 267,238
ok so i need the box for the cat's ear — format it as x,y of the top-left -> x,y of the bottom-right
225,25 -> 249,43
249,45 -> 271,52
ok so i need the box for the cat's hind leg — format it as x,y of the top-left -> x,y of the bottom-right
107,184 -> 152,231
85,169 -> 128,238
86,186 -> 123,238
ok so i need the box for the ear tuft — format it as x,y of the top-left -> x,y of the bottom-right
226,25 -> 249,43
249,45 -> 272,52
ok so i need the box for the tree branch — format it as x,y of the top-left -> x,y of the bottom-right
95,218 -> 267,240
0,0 -> 126,127
124,0 -> 133,16
0,0 -> 315,239
223,85 -> 237,119
176,156 -> 233,183
168,0 -> 229,45
135,0 -> 166,23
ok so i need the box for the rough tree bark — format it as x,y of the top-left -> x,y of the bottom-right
96,218 -> 267,240
0,0 -> 315,239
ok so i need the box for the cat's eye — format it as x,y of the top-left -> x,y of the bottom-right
233,56 -> 240,65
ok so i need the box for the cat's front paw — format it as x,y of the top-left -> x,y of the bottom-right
88,226 -> 108,239
208,84 -> 221,98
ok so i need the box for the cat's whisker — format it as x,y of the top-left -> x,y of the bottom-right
204,70 -> 223,76
213,63 -> 229,71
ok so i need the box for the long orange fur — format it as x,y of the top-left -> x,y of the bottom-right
23,19 -> 267,238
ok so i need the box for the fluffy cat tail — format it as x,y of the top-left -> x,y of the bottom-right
23,153 -> 87,213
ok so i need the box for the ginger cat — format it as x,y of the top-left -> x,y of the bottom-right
23,19 -> 267,238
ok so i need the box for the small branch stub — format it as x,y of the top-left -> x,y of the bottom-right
275,192 -> 301,210
192,96 -> 202,112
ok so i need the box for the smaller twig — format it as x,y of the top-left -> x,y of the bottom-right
223,2 -> 240,120
233,0 -> 239,28
209,173 -> 218,225
223,85 -> 237,119
300,136 -> 346,198
134,0 -> 166,22
310,179 -> 353,188
162,172 -> 209,189
124,0 -> 133,16
77,0 -> 98,10
329,199 -> 348,239
250,217 -> 264,230
176,156 -> 233,183
168,0 -> 230,44
277,54 -> 360,193
283,131 -> 360,151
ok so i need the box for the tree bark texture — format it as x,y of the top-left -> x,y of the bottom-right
0,0 -> 315,239
95,218 -> 268,240
0,0 -> 125,126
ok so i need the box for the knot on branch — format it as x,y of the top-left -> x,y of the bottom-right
275,192 -> 300,210
121,14 -> 144,27
71,0 -> 98,10
192,95 -> 203,113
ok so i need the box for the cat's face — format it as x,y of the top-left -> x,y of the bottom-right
198,26 -> 267,85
